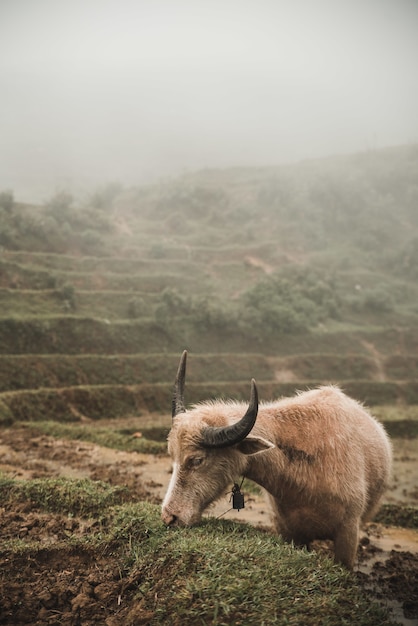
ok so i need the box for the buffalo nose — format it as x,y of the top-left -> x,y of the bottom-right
162,510 -> 177,526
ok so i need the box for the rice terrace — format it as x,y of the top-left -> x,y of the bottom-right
1,146 -> 418,625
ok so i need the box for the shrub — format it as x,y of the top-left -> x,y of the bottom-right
127,297 -> 144,319
155,288 -> 189,323
46,191 -> 74,222
362,287 -> 394,313
0,221 -> 16,247
149,243 -> 166,259
396,236 -> 418,278
56,284 -> 77,311
238,270 -> 340,338
0,190 -> 14,213
81,229 -> 104,249
189,295 -> 233,331
88,182 -> 123,210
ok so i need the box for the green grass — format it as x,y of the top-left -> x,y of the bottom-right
1,312 -> 418,358
5,352 -> 414,392
381,420 -> 418,438
0,384 -> 173,424
21,420 -> 167,454
0,475 -> 396,625
128,516 -> 387,625
372,405 -> 418,437
372,404 -> 418,422
0,287 -> 160,320
0,257 -> 207,293
1,383 -> 418,430
0,474 -> 131,517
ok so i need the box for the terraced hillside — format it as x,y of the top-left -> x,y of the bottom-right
1,146 -> 418,625
1,145 -> 418,422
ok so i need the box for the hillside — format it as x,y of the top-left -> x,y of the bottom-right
1,145 -> 418,625
1,144 -> 418,420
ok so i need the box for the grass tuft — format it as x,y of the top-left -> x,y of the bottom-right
0,474 -> 131,517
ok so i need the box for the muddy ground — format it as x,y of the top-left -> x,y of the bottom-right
0,421 -> 417,626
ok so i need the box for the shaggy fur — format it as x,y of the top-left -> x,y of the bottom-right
162,385 -> 392,568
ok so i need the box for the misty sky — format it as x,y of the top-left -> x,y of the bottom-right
1,0 -> 418,201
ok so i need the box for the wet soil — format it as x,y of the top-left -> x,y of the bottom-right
0,422 -> 417,625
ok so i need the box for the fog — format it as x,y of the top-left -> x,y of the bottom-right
1,0 -> 418,201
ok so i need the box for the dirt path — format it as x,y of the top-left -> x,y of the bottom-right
1,424 -> 417,624
244,255 -> 275,275
361,340 -> 387,382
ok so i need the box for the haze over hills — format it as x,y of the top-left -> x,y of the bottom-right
1,1 -> 417,201
0,144 -> 417,422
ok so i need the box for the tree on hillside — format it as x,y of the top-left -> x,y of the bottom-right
0,190 -> 14,213
239,270 -> 341,338
88,182 -> 123,211
46,191 -> 74,222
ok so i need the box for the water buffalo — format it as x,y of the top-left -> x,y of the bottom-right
162,351 -> 392,568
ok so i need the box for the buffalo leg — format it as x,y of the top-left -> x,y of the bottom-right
334,519 -> 359,569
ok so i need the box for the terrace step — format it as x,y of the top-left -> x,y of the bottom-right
2,353 -> 417,392
1,380 -> 417,425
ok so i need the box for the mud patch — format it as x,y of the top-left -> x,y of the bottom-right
0,426 -> 161,504
0,545 -> 152,626
0,506 -> 97,544
371,551 -> 418,621
358,525 -> 418,624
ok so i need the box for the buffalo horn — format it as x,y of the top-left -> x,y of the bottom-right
200,379 -> 258,448
172,350 -> 187,418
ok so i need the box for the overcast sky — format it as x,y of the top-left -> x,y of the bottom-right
1,0 -> 417,201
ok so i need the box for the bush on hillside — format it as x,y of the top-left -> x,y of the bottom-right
348,285 -> 394,315
0,220 -> 16,247
127,297 -> 145,319
55,284 -> 77,311
46,191 -> 75,222
155,288 -> 189,323
396,236 -> 418,278
155,288 -> 234,333
149,243 -> 166,259
362,286 -> 394,313
88,182 -> 123,211
0,190 -> 14,213
239,269 -> 341,338
80,229 -> 104,250
189,295 -> 233,331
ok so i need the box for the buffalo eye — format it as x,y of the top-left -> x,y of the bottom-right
186,456 -> 204,470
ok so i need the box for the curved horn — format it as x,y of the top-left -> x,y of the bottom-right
200,379 -> 258,448
172,350 -> 187,418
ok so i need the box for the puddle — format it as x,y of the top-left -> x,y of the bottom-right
360,525 -> 418,564
358,525 -> 418,626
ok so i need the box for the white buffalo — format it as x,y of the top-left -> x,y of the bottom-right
162,351 -> 392,568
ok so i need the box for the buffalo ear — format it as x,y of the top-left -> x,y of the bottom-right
237,436 -> 275,456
